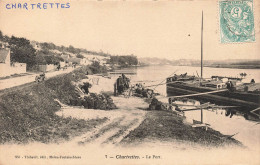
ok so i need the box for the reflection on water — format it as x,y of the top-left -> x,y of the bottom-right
113,65 -> 260,150
173,99 -> 260,150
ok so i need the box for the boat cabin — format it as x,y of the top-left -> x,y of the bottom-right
201,80 -> 226,89
211,76 -> 242,82
167,74 -> 197,83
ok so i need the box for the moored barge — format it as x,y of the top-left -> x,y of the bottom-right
166,11 -> 260,115
166,75 -> 260,112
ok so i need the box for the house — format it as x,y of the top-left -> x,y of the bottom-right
0,47 -> 27,77
0,48 -> 11,64
0,41 -> 10,49
80,58 -> 92,65
30,41 -> 41,51
61,54 -> 70,62
81,53 -> 109,65
0,48 -> 11,77
59,61 -> 66,68
68,57 -> 82,65
67,57 -> 92,65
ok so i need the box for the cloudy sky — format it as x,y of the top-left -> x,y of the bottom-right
0,0 -> 259,60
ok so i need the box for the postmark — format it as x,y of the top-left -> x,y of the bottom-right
219,0 -> 255,43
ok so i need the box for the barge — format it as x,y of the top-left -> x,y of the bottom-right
166,75 -> 260,111
166,11 -> 260,116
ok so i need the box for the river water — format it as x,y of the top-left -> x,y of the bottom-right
114,65 -> 260,150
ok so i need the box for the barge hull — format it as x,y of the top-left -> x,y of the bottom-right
167,85 -> 260,112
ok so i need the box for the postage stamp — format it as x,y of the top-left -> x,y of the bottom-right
219,0 -> 255,43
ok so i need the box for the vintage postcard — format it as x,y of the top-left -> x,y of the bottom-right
0,0 -> 259,164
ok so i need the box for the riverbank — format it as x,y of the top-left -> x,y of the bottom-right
0,65 -> 242,148
121,110 -> 241,148
205,64 -> 260,69
0,66 -> 108,144
0,93 -> 258,165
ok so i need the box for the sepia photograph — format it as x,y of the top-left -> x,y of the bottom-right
0,0 -> 259,164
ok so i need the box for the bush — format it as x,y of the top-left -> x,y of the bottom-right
89,61 -> 107,74
109,55 -> 138,67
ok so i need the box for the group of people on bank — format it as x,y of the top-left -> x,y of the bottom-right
115,74 -> 130,95
114,74 -> 157,98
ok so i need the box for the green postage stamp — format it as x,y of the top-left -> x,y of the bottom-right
219,0 -> 255,43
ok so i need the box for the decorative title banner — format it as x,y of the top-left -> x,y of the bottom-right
5,1 -> 70,10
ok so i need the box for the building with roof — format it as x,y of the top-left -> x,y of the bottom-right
0,48 -> 10,64
61,54 -> 70,62
0,41 -> 10,49
0,48 -> 11,77
30,41 -> 41,51
0,47 -> 26,77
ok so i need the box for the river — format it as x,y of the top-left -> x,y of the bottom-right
114,65 -> 260,151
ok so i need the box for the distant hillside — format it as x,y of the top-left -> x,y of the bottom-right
172,59 -> 200,66
207,59 -> 260,69
138,57 -> 173,65
138,57 -> 260,69
0,30 -> 137,70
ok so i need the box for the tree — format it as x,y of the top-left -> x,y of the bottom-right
0,30 -> 3,40
76,54 -> 84,59
44,56 -> 63,65
40,42 -> 56,50
9,36 -> 36,68
35,54 -> 47,65
67,45 -> 76,54
0,31 -> 10,43
89,61 -> 107,74
108,55 -> 138,66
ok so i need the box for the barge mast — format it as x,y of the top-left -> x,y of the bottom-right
201,11 -> 203,80
201,11 -> 203,123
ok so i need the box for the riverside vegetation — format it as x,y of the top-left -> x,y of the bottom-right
0,65 -> 110,144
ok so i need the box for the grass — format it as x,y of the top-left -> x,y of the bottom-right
0,66 -> 107,144
0,73 -> 31,80
121,110 -> 242,147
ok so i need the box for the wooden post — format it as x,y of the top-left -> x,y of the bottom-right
201,11 -> 203,80
114,83 -> 117,96
201,107 -> 203,124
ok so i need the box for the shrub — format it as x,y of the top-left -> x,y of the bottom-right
89,61 -> 107,74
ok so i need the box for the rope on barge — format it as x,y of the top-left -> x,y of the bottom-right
168,88 -> 228,98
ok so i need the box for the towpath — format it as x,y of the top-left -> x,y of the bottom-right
56,96 -> 148,146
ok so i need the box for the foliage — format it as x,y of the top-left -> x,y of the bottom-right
35,54 -> 47,65
0,30 -> 3,40
44,56 -> 64,65
89,61 -> 107,74
0,69 -> 107,144
109,55 -> 138,67
8,36 -> 36,68
76,54 -> 84,59
39,42 -> 56,50
34,50 -> 64,65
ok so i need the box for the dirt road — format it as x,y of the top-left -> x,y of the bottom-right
56,96 -> 148,146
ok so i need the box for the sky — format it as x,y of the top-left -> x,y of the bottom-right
0,0 -> 259,60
